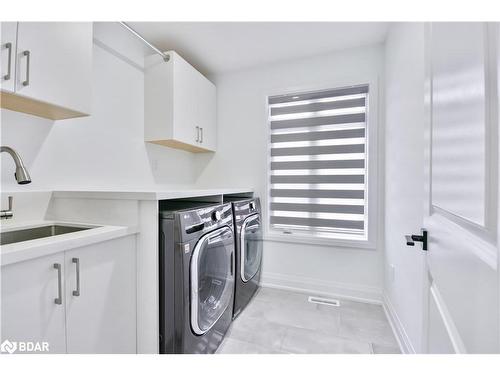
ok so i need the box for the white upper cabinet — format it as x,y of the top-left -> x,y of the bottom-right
145,50 -> 217,153
1,22 -> 17,93
15,22 -> 93,115
196,69 -> 217,151
0,22 -> 92,120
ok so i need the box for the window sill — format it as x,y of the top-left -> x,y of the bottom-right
263,232 -> 376,250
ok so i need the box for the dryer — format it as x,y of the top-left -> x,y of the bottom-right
226,198 -> 263,319
159,201 -> 235,354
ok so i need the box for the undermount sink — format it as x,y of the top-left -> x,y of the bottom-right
0,225 -> 95,246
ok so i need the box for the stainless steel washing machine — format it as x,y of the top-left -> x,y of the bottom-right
159,201 -> 235,354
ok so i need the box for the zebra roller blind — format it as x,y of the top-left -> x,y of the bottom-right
268,84 -> 369,238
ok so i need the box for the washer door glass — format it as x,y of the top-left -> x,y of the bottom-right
241,214 -> 263,282
190,226 -> 234,335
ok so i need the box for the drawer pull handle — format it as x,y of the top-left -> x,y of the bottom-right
53,263 -> 62,305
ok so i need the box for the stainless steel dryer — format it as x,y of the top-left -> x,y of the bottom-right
159,201 -> 235,354
226,198 -> 263,319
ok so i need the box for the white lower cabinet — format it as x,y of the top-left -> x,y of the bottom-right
1,252 -> 67,353
64,236 -> 136,353
1,235 -> 137,354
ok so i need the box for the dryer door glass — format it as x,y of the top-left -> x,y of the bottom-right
190,226 -> 234,335
241,214 -> 263,282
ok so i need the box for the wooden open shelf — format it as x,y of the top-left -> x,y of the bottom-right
0,91 -> 89,120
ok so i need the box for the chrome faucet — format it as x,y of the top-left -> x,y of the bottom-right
1,146 -> 31,220
1,196 -> 13,220
1,146 -> 31,184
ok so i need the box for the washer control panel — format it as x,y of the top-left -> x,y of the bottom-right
212,210 -> 222,221
175,203 -> 233,242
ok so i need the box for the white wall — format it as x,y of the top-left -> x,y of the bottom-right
1,23 -> 387,303
195,44 -> 386,302
383,23 -> 426,353
1,23 -> 198,191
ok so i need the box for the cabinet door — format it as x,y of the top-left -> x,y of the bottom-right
64,236 -> 137,353
1,253 -> 67,354
1,22 -> 17,93
172,53 -> 200,147
15,22 -> 92,114
197,75 -> 217,151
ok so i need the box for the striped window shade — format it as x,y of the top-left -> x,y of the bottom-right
268,84 -> 369,239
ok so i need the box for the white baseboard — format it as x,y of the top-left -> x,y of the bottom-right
260,271 -> 383,305
382,293 -> 415,354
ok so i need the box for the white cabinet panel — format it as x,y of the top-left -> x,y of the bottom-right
64,236 -> 136,353
1,253 -> 67,354
14,22 -> 92,115
196,72 -> 217,151
1,22 -> 17,93
430,23 -> 487,226
172,54 -> 200,146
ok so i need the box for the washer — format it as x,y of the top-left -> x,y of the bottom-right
226,197 -> 263,319
159,201 -> 235,354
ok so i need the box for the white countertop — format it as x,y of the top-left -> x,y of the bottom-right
0,187 -> 252,265
0,220 -> 139,266
5,186 -> 253,201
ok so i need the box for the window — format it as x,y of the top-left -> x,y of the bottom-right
268,84 -> 369,242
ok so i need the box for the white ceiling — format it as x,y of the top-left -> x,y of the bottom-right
128,22 -> 389,76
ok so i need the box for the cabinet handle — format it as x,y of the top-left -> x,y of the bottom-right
72,258 -> 81,297
200,127 -> 203,143
3,42 -> 12,80
22,50 -> 30,87
195,126 -> 200,142
53,263 -> 62,305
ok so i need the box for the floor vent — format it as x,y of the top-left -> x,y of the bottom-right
308,296 -> 340,307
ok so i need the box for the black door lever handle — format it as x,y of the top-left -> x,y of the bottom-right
405,235 -> 416,246
405,230 -> 428,251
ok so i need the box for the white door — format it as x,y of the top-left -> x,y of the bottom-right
15,22 -> 92,114
1,253 -> 67,353
423,22 -> 499,353
64,236 -> 137,353
1,22 -> 17,93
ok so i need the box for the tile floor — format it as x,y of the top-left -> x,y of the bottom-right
217,287 -> 401,354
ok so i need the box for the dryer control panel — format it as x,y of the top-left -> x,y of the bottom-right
232,198 -> 261,226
